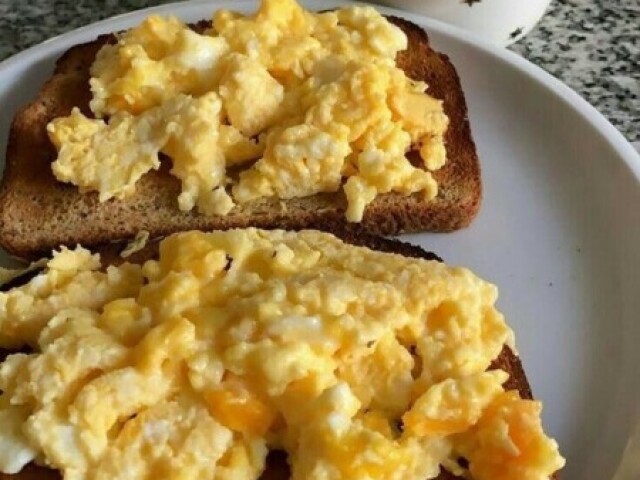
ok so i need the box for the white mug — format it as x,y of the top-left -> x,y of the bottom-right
374,0 -> 552,46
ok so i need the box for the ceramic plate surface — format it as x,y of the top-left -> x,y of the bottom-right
0,2 -> 638,479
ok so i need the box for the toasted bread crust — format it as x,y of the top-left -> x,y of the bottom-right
0,17 -> 481,260
0,233 -> 545,480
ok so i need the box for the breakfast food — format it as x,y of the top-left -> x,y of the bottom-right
0,0 -> 481,260
51,7 -> 447,221
0,229 -> 564,480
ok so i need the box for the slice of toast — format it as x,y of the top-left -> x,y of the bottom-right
0,16 -> 481,261
0,231 -> 554,480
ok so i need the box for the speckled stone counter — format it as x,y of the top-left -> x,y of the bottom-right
0,0 -> 637,148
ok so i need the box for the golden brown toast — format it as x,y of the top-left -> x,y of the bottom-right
0,17 -> 481,261
0,231 -> 554,480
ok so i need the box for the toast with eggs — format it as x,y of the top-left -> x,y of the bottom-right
0,229 -> 562,480
0,11 -> 481,260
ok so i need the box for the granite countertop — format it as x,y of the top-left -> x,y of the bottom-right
0,0 -> 637,149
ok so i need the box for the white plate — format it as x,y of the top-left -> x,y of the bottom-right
0,2 -> 639,479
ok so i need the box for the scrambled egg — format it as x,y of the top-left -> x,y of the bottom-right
48,0 -> 449,222
0,229 -> 565,479
49,93 -> 236,215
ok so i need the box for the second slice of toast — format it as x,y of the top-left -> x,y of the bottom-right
0,17 -> 481,260
0,231 -> 544,480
